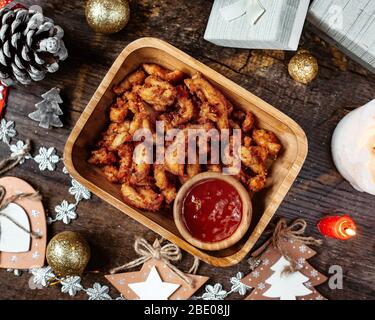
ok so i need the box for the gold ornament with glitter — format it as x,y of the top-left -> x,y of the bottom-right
288,50 -> 319,84
46,231 -> 91,277
85,0 -> 130,34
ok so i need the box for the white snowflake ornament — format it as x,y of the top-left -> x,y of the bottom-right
60,276 -> 83,296
31,267 -> 55,287
34,147 -> 59,171
230,272 -> 250,295
10,140 -> 31,164
86,283 -> 112,300
54,200 -> 77,224
201,284 -> 228,300
0,119 -> 16,144
69,179 -> 91,202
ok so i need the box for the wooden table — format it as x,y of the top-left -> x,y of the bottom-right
0,0 -> 374,300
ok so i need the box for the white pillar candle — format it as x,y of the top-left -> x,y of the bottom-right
332,100 -> 375,195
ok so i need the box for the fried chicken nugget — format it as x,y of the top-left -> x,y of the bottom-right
240,145 -> 268,176
185,74 -> 232,129
154,164 -> 177,204
113,69 -> 146,95
242,112 -> 255,132
248,174 -> 267,193
117,144 -> 134,183
109,98 -> 128,123
121,184 -> 164,212
253,129 -> 281,159
137,76 -> 177,112
207,163 -> 222,173
131,142 -> 152,185
102,165 -> 120,183
143,63 -> 185,84
88,147 -> 117,166
109,122 -> 133,150
199,102 -> 218,123
159,85 -> 197,128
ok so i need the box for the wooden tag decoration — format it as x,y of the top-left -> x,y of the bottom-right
0,177 -> 47,269
106,238 -> 209,300
241,219 -> 328,300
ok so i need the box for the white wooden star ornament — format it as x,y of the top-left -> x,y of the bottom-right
128,266 -> 180,300
105,239 -> 209,300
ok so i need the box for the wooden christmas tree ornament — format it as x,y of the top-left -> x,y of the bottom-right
242,219 -> 327,300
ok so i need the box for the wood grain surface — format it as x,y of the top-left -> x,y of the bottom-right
0,0 -> 374,300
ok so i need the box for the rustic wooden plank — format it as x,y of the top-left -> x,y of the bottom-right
0,0 -> 374,300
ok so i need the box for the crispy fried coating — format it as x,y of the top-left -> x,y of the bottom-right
90,64 -> 282,211
248,174 -> 267,192
207,163 -> 222,173
165,145 -> 185,177
113,69 -> 146,95
121,184 -> 164,212
154,164 -> 177,204
253,129 -> 281,159
109,98 -> 128,123
88,147 -> 117,166
143,63 -> 185,83
110,122 -> 132,150
117,144 -> 134,183
199,102 -> 218,123
243,136 -> 252,147
185,73 -> 232,129
240,145 -> 268,176
102,165 -> 120,183
137,76 -> 177,111
242,112 -> 255,132
131,142 -> 152,185
158,85 -> 197,130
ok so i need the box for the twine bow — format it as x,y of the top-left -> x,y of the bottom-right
249,218 -> 323,273
220,0 -> 266,24
110,237 -> 200,287
0,185 -> 42,240
0,139 -> 31,176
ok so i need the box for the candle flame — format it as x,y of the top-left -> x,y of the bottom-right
345,228 -> 356,236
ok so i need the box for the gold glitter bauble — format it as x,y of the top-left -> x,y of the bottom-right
288,49 -> 319,84
46,231 -> 91,277
85,0 -> 130,34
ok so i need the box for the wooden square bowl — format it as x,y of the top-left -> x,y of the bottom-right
64,37 -> 308,267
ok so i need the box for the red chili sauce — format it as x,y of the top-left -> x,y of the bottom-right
182,179 -> 243,243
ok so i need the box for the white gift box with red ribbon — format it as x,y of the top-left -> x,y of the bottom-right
204,0 -> 310,50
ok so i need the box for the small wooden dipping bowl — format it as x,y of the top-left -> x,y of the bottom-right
174,172 -> 252,251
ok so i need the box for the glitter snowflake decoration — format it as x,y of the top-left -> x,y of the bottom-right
86,283 -> 112,300
202,284 -> 228,300
55,200 -> 77,224
0,119 -> 16,144
60,276 -> 83,296
69,179 -> 91,202
31,267 -> 55,287
34,147 -> 60,171
230,272 -> 250,296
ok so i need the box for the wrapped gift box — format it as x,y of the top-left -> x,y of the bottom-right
308,0 -> 375,74
204,0 -> 310,50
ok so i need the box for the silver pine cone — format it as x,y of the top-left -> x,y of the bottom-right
0,6 -> 68,86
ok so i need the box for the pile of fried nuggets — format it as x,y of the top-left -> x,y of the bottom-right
88,63 -> 282,212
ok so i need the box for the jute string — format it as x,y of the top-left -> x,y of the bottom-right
0,185 -> 42,239
110,237 -> 200,287
250,218 -> 322,273
0,139 -> 31,175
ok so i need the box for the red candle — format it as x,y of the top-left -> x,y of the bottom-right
317,215 -> 357,240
